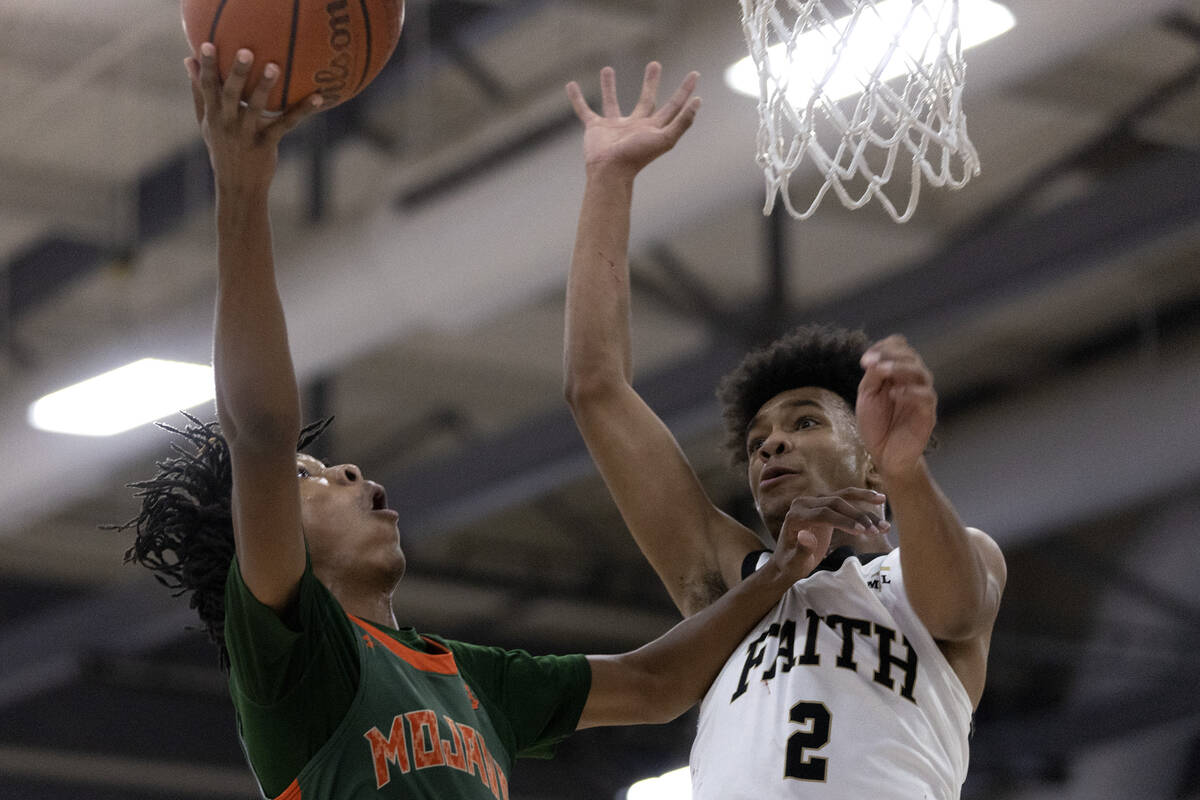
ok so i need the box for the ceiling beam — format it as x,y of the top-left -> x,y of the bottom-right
0,0 -> 1190,539
387,147 -> 1200,540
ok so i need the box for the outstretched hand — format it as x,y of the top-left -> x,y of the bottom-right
187,43 -> 324,192
566,62 -> 701,177
768,489 -> 889,582
856,335 -> 937,479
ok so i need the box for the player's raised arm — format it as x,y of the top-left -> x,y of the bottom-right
189,44 -> 324,613
564,64 -> 760,617
856,336 -> 1006,649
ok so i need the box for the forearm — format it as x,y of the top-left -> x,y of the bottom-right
563,166 -> 636,397
886,459 -> 990,639
212,185 -> 301,444
582,560 -> 792,728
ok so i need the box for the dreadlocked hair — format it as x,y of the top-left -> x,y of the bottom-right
717,324 -> 870,465
107,412 -> 333,670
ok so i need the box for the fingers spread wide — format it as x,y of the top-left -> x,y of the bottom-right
652,71 -> 699,126
565,81 -> 596,123
599,66 -> 620,117
632,61 -> 662,117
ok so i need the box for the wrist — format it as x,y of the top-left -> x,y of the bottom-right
215,182 -> 272,227
877,457 -> 931,490
584,160 -> 638,187
216,179 -> 271,204
750,556 -> 793,595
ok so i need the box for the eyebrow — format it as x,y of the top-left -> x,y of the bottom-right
747,398 -> 826,432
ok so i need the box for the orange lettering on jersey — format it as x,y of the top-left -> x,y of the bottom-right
441,714 -> 468,771
363,715 -> 410,789
463,682 -> 481,710
456,722 -> 493,790
495,761 -> 510,800
476,736 -> 500,798
405,710 -> 446,770
485,747 -> 509,800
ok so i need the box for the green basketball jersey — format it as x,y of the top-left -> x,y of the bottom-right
224,557 -> 590,800
275,614 -> 513,800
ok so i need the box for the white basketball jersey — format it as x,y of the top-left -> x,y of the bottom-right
690,549 -> 971,799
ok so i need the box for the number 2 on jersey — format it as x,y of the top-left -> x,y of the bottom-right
785,701 -> 831,781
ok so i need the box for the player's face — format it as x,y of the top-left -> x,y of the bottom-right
295,454 -> 406,584
744,387 -> 875,539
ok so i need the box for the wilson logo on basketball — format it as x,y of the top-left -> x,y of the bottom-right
316,0 -> 356,106
183,0 -> 404,112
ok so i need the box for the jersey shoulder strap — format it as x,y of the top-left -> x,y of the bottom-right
741,549 -> 771,580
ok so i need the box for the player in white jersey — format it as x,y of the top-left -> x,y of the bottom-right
692,549 -> 972,797
563,63 -> 1006,797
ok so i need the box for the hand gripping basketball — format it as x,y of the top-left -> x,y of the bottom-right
182,0 -> 405,112
187,44 -> 325,190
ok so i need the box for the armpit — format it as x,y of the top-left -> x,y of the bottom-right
682,570 -> 729,615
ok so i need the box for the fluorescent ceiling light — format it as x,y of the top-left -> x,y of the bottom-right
725,0 -> 1016,102
625,766 -> 691,800
28,358 -> 215,437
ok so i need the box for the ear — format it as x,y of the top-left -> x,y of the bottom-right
861,450 -> 884,494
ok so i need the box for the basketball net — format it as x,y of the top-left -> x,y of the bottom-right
739,0 -> 980,222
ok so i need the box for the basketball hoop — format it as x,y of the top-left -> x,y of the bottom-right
736,0 -> 985,223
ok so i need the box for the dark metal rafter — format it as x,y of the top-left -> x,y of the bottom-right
386,144 -> 1200,536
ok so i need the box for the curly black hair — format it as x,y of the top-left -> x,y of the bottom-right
716,324 -> 870,464
107,413 -> 332,669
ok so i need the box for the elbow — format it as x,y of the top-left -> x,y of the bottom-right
219,403 -> 301,450
915,590 -> 995,642
639,677 -> 684,725
925,612 -> 986,643
584,653 -> 695,728
914,531 -> 1007,642
621,656 -> 687,726
563,368 -> 625,411
634,658 -> 695,725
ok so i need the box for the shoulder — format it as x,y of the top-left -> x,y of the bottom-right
889,529 -> 1004,581
966,527 -> 1007,586
440,638 -> 589,685
224,553 -> 358,678
437,637 -> 591,755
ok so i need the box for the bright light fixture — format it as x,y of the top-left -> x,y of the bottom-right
28,358 -> 215,437
725,0 -> 1016,102
625,766 -> 691,800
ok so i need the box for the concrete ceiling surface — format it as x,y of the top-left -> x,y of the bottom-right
0,0 -> 1193,535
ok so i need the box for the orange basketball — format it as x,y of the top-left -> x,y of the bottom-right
181,0 -> 404,112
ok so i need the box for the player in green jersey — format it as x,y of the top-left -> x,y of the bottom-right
113,45 -> 853,800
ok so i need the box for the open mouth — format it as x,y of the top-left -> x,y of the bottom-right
759,466 -> 799,489
368,485 -> 400,521
370,485 -> 389,511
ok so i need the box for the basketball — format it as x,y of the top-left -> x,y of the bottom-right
181,0 -> 405,112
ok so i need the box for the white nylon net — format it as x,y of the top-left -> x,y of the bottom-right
739,0 -> 980,222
